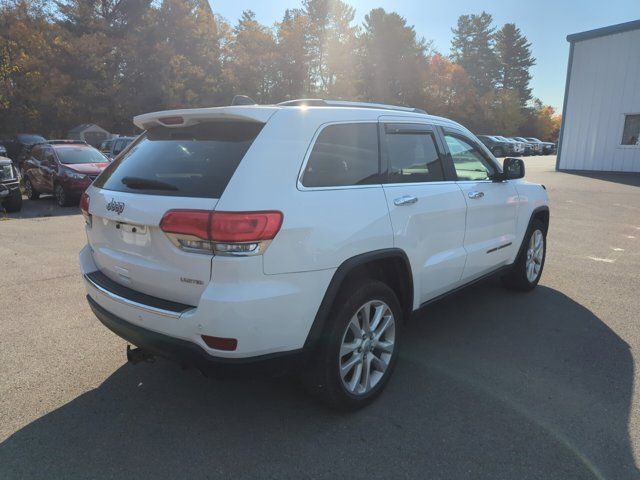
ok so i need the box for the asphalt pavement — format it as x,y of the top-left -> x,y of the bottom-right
1,156 -> 639,479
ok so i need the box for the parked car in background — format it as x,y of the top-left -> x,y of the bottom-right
0,144 -> 7,157
0,156 -> 22,212
0,134 -> 46,161
511,137 -> 535,156
99,136 -> 135,160
541,142 -> 556,154
523,137 -> 544,155
494,136 -> 525,155
476,135 -> 514,157
22,140 -> 109,207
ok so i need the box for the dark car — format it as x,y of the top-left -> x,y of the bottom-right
22,140 -> 109,207
98,136 -> 135,160
541,142 -> 556,154
0,156 -> 22,212
0,133 -> 46,160
523,137 -> 545,155
476,135 -> 514,157
512,137 -> 535,156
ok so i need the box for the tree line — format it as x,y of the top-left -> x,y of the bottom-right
0,0 -> 561,140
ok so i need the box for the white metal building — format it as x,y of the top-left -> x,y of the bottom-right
557,20 -> 640,173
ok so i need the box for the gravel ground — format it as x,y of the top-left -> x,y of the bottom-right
1,155 -> 639,479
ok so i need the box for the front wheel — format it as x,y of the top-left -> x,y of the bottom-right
24,177 -> 39,200
54,183 -> 73,207
304,280 -> 401,410
2,189 -> 23,212
502,219 -> 546,291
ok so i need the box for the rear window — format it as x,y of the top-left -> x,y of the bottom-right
56,146 -> 107,164
93,122 -> 263,198
301,123 -> 379,188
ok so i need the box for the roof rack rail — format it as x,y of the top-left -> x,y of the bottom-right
277,99 -> 427,114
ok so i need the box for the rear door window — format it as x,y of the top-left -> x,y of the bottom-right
301,123 -> 379,188
383,125 -> 445,183
93,122 -> 264,198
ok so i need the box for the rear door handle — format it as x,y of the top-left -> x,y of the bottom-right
394,195 -> 418,206
468,191 -> 484,199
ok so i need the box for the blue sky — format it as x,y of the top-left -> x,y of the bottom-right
209,1 -> 640,111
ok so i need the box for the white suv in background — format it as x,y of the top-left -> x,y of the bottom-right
79,100 -> 549,409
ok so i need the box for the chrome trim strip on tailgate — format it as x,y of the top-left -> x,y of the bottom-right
84,273 -> 184,319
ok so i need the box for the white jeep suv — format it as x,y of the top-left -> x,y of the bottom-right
79,100 -> 549,409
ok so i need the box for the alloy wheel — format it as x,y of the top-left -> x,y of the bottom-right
526,229 -> 544,282
55,185 -> 65,206
339,300 -> 396,395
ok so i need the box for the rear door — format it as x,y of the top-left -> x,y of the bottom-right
381,121 -> 467,305
442,130 -> 518,281
86,120 -> 265,306
40,147 -> 56,193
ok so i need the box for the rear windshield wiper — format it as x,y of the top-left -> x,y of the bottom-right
121,176 -> 178,191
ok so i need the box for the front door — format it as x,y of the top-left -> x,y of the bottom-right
442,131 -> 518,281
381,122 -> 467,306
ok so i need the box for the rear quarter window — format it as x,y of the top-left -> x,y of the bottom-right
93,122 -> 264,198
301,123 -> 379,188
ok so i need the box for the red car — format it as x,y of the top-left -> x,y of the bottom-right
22,140 -> 109,206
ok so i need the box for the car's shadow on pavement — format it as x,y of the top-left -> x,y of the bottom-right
2,195 -> 80,219
0,282 -> 636,480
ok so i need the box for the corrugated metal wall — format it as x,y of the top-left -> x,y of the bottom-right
558,29 -> 640,172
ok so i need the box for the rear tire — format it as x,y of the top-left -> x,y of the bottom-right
24,177 -> 39,200
502,219 -> 546,291
2,190 -> 22,212
304,280 -> 402,410
54,183 -> 73,207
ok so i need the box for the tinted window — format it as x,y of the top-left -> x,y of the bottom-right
30,146 -> 43,161
113,139 -> 131,155
17,134 -> 46,144
94,121 -> 264,198
42,148 -> 56,163
56,146 -> 107,164
99,140 -> 113,153
445,134 -> 496,181
301,123 -> 379,188
385,130 -> 444,183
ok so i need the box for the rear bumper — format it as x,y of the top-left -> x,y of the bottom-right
87,294 -> 305,375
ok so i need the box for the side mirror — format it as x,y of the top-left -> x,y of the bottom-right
501,157 -> 525,180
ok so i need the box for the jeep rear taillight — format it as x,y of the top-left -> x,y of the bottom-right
159,210 -> 283,256
80,193 -> 91,226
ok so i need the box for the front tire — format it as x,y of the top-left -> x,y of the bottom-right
305,280 -> 401,409
502,219 -> 546,291
24,177 -> 39,200
2,189 -> 22,212
54,183 -> 73,207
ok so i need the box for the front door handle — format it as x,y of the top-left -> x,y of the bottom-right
394,195 -> 418,206
468,191 -> 484,199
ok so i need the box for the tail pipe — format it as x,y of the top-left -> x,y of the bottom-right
126,345 -> 155,364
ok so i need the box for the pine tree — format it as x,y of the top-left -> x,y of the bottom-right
302,0 -> 358,96
226,10 -> 277,103
359,8 -> 428,106
495,23 -> 535,107
274,9 -> 309,100
450,12 -> 499,95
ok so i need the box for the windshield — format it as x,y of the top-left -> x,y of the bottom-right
56,146 -> 107,164
17,134 -> 46,144
93,121 -> 264,198
1,164 -> 16,181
